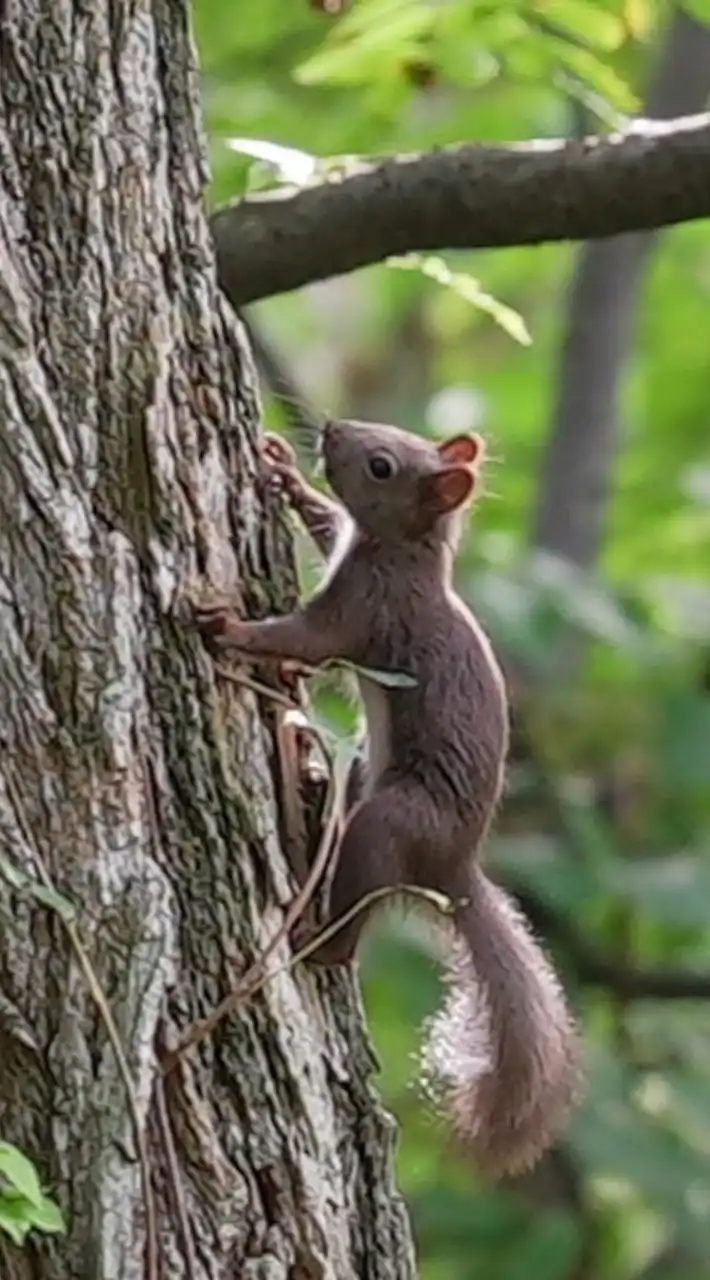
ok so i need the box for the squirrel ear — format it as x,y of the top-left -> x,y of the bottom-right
422,465 -> 476,517
437,433 -> 485,467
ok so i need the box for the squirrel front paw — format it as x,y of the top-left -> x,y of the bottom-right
262,432 -> 296,468
259,433 -> 303,502
194,601 -> 246,651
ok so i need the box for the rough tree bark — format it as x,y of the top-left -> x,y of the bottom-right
0,3 -> 416,1278
531,8 -> 710,568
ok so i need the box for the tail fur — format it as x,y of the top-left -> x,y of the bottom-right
422,867 -> 581,1178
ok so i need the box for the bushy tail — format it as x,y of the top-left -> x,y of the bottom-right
422,867 -> 581,1178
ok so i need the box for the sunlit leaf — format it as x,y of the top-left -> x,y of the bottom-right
535,1 -> 627,51
547,37 -> 638,111
553,69 -> 628,127
226,137 -> 319,185
622,0 -> 653,40
296,3 -> 434,86
0,1144 -> 42,1208
0,1200 -> 30,1247
0,857 -> 77,923
337,660 -> 418,688
326,0 -> 426,41
26,1194 -> 66,1235
387,254 -> 532,345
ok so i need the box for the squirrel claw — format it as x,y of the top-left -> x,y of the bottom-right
258,434 -> 301,505
194,603 -> 234,650
261,432 -> 296,467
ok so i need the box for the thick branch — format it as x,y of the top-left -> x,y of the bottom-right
213,113 -> 710,305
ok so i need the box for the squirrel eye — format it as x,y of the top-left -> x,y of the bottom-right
367,452 -> 397,481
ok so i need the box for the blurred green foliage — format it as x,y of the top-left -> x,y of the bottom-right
196,2 -> 710,1277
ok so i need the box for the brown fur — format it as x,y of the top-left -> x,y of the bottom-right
197,419 -> 581,1179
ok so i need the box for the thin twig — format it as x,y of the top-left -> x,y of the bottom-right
213,662 -> 302,712
162,718 -> 341,1073
153,1034 -> 199,1280
169,880 -> 458,1077
265,881 -> 460,978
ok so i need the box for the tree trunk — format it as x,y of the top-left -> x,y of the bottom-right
530,8 -> 710,569
0,4 -> 416,1278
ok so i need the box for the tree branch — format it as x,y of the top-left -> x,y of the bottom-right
212,113 -> 710,306
515,887 -> 710,1001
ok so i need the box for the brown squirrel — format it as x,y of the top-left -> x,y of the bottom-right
196,418 -> 580,1178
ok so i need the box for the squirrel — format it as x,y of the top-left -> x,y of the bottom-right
196,417 -> 581,1179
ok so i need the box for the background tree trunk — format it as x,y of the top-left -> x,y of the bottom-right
531,7 -> 710,569
0,4 -> 416,1278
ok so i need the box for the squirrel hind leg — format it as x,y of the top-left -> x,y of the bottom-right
303,782 -> 428,966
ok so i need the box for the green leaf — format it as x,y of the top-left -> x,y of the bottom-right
553,70 -> 628,129
340,660 -> 418,688
296,2 -> 434,87
326,0 -> 426,41
537,1 -> 627,51
547,38 -> 638,112
622,0 -> 652,39
0,856 -> 77,922
0,855 -> 25,892
493,832 -> 608,911
0,1143 -> 43,1208
387,254 -> 532,345
0,1199 -> 31,1247
26,1194 -> 66,1235
332,736 -> 361,798
25,884 -> 77,921
225,137 -> 318,186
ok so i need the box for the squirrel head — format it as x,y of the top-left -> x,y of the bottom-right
321,418 -> 484,543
